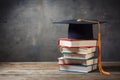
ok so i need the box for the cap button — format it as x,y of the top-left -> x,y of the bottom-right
77,18 -> 82,22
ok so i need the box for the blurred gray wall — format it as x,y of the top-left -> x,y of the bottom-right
0,0 -> 120,61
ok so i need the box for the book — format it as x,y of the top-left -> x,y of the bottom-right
62,52 -> 94,59
58,38 -> 97,47
58,57 -> 98,66
61,47 -> 96,54
59,64 -> 97,73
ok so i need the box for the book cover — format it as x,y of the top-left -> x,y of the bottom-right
59,64 -> 97,73
58,57 -> 97,66
61,47 -> 96,54
62,52 -> 95,59
58,38 -> 97,47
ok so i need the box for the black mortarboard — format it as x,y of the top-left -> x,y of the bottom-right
53,19 -> 105,39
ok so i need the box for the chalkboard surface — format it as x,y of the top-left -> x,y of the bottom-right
0,0 -> 120,61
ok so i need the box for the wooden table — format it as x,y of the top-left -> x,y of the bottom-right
0,62 -> 119,80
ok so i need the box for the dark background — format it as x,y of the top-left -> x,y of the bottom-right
0,0 -> 120,61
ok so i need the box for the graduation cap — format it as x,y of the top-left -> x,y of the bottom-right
53,18 -> 110,75
53,19 -> 105,39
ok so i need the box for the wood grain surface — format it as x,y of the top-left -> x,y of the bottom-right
0,62 -> 119,80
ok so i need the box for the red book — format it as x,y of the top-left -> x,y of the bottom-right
58,38 -> 97,48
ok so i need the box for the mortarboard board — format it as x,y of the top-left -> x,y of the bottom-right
53,18 -> 110,75
53,19 -> 105,39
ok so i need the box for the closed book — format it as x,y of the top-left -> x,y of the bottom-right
58,38 -> 97,47
62,52 -> 94,59
61,47 -> 96,54
58,57 -> 97,66
59,64 -> 97,73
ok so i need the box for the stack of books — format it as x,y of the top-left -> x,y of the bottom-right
54,19 -> 99,73
57,38 -> 98,73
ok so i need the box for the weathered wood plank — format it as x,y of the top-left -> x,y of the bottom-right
0,62 -> 119,69
0,74 -> 119,80
0,70 -> 119,75
0,62 -> 59,70
0,62 -> 119,80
